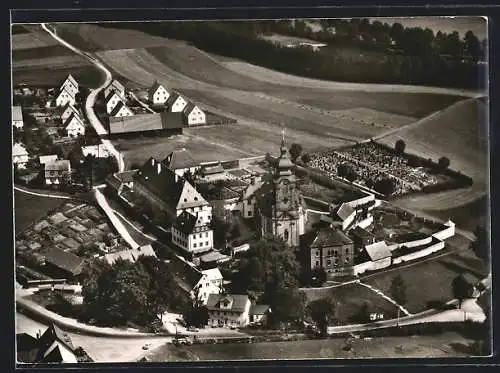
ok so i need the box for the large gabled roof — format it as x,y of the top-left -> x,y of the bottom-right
64,74 -> 78,89
43,247 -> 84,276
165,92 -> 184,107
63,112 -> 84,129
365,241 -> 392,261
162,148 -> 198,170
148,81 -> 168,97
173,210 -> 198,235
206,294 -> 249,313
302,227 -> 353,249
109,101 -> 133,117
104,90 -> 124,106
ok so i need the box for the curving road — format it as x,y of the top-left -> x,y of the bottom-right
41,23 -> 125,172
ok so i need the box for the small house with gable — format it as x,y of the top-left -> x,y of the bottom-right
183,102 -> 206,126
148,81 -> 170,105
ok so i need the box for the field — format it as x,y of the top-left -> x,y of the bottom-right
363,252 -> 487,314
11,25 -> 103,88
380,97 -> 488,212
147,332 -> 476,361
303,282 -> 398,323
14,190 -> 66,233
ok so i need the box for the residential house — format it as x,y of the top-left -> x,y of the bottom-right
162,148 -> 200,180
60,103 -> 79,123
133,157 -> 212,225
364,241 -> 392,271
44,160 -> 71,186
206,293 -> 252,328
172,210 -> 213,256
39,155 -> 59,165
105,169 -> 137,193
81,144 -> 110,158
350,226 -> 376,251
249,304 -> 271,324
42,247 -> 84,282
104,91 -> 125,115
334,203 -> 356,231
109,101 -> 134,118
13,143 -> 29,169
63,112 -> 85,137
165,92 -> 188,113
301,226 -> 355,279
199,162 -> 228,182
176,267 -> 223,305
16,324 -> 79,364
148,81 -> 170,105
198,251 -> 231,268
183,102 -> 206,126
104,79 -> 126,99
241,176 -> 262,219
12,106 -> 24,129
55,87 -> 76,107
102,244 -> 157,265
107,112 -> 183,139
60,74 -> 79,97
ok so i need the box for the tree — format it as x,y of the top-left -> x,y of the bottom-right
438,156 -> 451,170
307,297 -> 336,336
269,287 -> 307,328
300,152 -> 311,165
471,221 -> 489,263
182,286 -> 209,328
452,274 -> 472,309
464,31 -> 481,61
390,274 -> 407,326
394,139 -> 406,154
337,163 -> 349,178
289,143 -> 303,162
373,178 -> 396,196
310,267 -> 327,287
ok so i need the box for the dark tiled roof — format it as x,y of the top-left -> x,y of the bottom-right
44,247 -> 84,276
63,112 -> 84,128
173,211 -> 198,235
148,81 -> 167,98
45,160 -> 71,172
109,101 -> 128,116
196,182 -> 240,202
207,294 -> 250,313
38,324 -> 75,354
303,227 -> 353,248
165,92 -> 181,107
116,170 -> 138,183
183,101 -> 201,115
134,157 -> 184,207
250,304 -> 270,315
162,149 -> 198,170
351,226 -> 375,239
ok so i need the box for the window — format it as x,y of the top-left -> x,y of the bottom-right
334,259 -> 339,266
346,248 -> 349,254
194,197 -> 198,201
184,198 -> 187,202
206,283 -> 209,287
327,260 -> 331,266
248,211 -> 252,217
205,232 -> 208,237
316,261 -> 320,267
315,251 -> 319,257
193,243 -> 197,248
205,241 -> 209,246
284,229 -> 289,241
333,250 -> 338,257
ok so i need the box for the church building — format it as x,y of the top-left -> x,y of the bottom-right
258,130 -> 307,248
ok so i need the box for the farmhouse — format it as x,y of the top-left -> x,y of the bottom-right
60,103 -> 80,123
63,112 -> 85,137
104,78 -> 126,99
183,102 -> 206,126
109,101 -> 134,118
60,74 -> 79,97
133,157 -> 212,226
12,106 -> 24,128
148,81 -> 170,105
43,246 -> 84,281
165,92 -> 188,113
81,144 -> 110,158
176,267 -> 224,305
104,91 -> 125,115
107,112 -> 183,139
206,293 -> 252,328
55,87 -> 76,107
44,160 -> 71,186
249,304 -> 271,324
13,142 -> 29,169
17,324 -> 79,364
300,227 -> 355,279
163,148 -> 200,179
172,210 -> 214,256
39,154 -> 58,165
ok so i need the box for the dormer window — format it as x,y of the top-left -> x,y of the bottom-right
184,198 -> 187,202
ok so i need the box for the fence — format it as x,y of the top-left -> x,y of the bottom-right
392,240 -> 445,265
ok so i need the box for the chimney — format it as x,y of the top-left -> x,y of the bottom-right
157,162 -> 161,175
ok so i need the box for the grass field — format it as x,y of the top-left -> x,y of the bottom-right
303,282 -> 398,323
362,253 -> 486,314
147,332 -> 475,361
14,190 -> 66,233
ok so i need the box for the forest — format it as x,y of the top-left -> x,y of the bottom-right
101,18 -> 486,89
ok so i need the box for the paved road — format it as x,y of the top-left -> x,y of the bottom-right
14,185 -> 71,200
41,23 -> 125,173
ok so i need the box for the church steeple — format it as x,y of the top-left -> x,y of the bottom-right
276,123 -> 293,177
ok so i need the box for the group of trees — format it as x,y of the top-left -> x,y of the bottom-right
337,163 -> 358,182
288,143 -> 311,165
105,20 -> 485,89
81,255 -> 186,327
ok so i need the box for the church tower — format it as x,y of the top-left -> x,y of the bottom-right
260,127 -> 306,248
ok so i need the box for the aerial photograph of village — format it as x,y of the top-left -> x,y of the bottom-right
12,16 -> 491,364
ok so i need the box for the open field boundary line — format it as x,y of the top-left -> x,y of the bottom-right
357,282 -> 412,316
14,185 -> 71,200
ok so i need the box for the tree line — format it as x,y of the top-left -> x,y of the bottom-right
101,20 -> 485,89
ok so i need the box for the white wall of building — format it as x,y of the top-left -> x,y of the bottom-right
186,106 -> 206,125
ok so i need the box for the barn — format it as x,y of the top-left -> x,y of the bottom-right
107,112 -> 184,139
